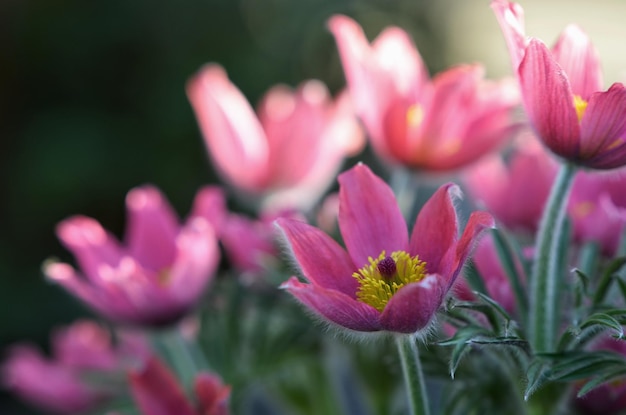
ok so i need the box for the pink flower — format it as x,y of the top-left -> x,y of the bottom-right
45,186 -> 220,326
492,0 -> 626,170
277,163 -> 494,334
129,357 -> 230,415
2,320 -> 149,414
328,15 -> 519,172
186,64 -> 363,211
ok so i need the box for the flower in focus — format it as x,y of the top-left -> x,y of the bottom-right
45,186 -> 220,327
575,337 -> 626,415
328,15 -> 519,172
277,163 -> 493,334
2,320 -> 149,414
492,0 -> 626,170
186,64 -> 364,211
129,356 -> 230,415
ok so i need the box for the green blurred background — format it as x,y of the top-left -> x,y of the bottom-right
2,0 -> 625,413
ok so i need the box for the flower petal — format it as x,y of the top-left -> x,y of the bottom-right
190,186 -> 227,235
186,64 -> 269,192
275,218 -> 358,296
281,277 -> 381,332
380,274 -> 445,334
410,183 -> 460,275
452,211 -> 495,289
519,39 -> 580,158
338,164 -> 408,268
491,0 -> 527,70
551,25 -> 602,100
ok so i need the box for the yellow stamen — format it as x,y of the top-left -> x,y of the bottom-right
574,95 -> 588,122
406,104 -> 424,128
157,268 -> 172,286
572,201 -> 594,219
352,250 -> 427,312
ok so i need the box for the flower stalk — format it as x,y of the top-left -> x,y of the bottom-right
529,162 -> 577,353
396,336 -> 431,415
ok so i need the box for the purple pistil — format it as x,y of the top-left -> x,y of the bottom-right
377,256 -> 396,279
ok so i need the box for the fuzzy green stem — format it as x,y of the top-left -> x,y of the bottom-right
396,336 -> 431,415
529,162 -> 576,353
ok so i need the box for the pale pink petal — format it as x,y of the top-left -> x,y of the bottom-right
129,357 -> 196,415
551,25 -> 602,100
186,64 -> 269,192
275,218 -> 358,296
281,277 -> 381,332
125,186 -> 179,272
519,39 -> 580,158
338,164 -> 408,268
491,0 -> 527,70
380,274 -> 445,333
189,186 -> 227,235
579,83 -> 626,161
410,183 -> 460,275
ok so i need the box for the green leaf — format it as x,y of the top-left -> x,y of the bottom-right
524,359 -> 550,400
438,326 -> 489,378
579,313 -> 624,339
490,228 -> 528,320
576,368 -> 626,397
593,257 -> 626,306
464,259 -> 488,296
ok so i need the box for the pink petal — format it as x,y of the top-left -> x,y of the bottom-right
409,183 -> 460,275
579,83 -> 626,163
275,218 -> 358,296
128,357 -> 196,415
551,25 -> 602,100
281,277 -> 381,332
491,0 -> 527,70
194,373 -> 231,415
380,274 -> 445,334
125,186 -> 179,272
186,64 -> 269,192
452,211 -> 495,289
338,164 -> 408,268
519,39 -> 581,158
190,186 -> 227,235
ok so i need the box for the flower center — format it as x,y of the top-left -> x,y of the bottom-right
406,104 -> 424,128
352,250 -> 427,312
574,95 -> 588,122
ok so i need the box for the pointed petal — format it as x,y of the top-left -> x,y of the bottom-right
579,83 -> 626,163
410,183 -> 460,275
551,25 -> 602,99
186,64 -> 269,192
194,374 -> 231,415
128,357 -> 196,415
125,186 -> 179,272
281,277 -> 381,332
491,0 -> 527,70
519,39 -> 580,158
338,164 -> 408,267
451,211 -> 495,289
190,186 -> 227,235
380,274 -> 445,334
275,218 -> 358,296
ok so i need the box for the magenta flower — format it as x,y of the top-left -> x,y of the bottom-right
2,320 -> 149,414
45,186 -> 220,326
186,64 -> 363,211
328,15 -> 519,172
277,163 -> 493,334
492,0 -> 626,169
129,356 -> 230,415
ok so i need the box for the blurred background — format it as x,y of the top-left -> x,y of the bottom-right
1,0 -> 625,413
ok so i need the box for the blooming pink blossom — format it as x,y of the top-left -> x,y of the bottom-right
277,163 -> 493,334
328,15 -> 519,172
129,356 -> 230,415
186,64 -> 363,211
45,186 -> 220,326
492,0 -> 626,170
2,320 -> 149,414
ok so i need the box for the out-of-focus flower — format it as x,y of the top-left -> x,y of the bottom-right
277,163 -> 493,334
186,64 -> 364,211
2,320 -> 149,414
466,136 -> 626,255
129,356 -> 230,415
45,186 -> 220,327
575,337 -> 626,415
492,0 -> 626,170
328,15 -> 519,172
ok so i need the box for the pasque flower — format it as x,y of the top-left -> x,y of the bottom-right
129,356 -> 230,415
492,0 -> 626,169
277,163 -> 493,334
2,320 -> 149,414
45,186 -> 220,326
328,15 -> 519,172
186,64 -> 363,211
